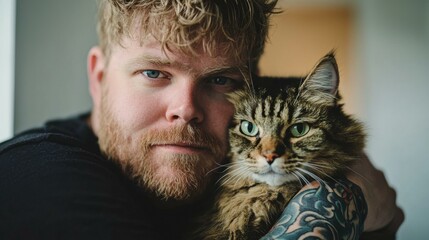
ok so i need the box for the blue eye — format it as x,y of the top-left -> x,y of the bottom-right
240,120 -> 259,137
142,70 -> 161,78
207,76 -> 244,93
211,76 -> 230,85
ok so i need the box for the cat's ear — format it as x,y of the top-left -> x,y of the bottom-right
298,52 -> 339,106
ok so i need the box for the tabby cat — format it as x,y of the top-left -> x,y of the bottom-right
192,53 -> 365,240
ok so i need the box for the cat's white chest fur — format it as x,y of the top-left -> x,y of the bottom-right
252,172 -> 296,186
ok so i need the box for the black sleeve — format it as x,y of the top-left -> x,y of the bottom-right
0,135 -> 163,240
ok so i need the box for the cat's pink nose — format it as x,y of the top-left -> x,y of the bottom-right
263,152 -> 279,164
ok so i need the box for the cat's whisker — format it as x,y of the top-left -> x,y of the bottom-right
296,167 -> 327,186
223,163 -> 247,175
214,161 -> 238,169
232,172 -> 250,189
218,165 -> 250,187
205,164 -> 230,176
217,169 -> 238,186
294,170 -> 311,186
226,168 -> 251,189
300,162 -> 335,177
344,166 -> 372,185
206,160 -> 246,177
296,168 -> 317,185
218,173 -> 238,188
216,167 -> 235,184
291,172 -> 304,187
302,161 -> 336,172
307,161 -> 334,169
300,162 -> 347,189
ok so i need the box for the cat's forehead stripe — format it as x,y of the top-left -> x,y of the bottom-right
286,102 -> 295,123
274,96 -> 283,118
293,105 -> 303,119
254,99 -> 263,119
247,97 -> 256,118
270,96 -> 280,118
263,97 -> 271,117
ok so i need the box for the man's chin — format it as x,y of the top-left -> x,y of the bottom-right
133,157 -> 214,202
140,169 -> 213,207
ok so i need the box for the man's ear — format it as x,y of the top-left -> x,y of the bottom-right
87,46 -> 105,111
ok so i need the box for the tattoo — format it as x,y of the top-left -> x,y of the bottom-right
261,178 -> 367,240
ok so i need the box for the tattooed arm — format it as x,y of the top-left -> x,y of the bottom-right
261,178 -> 367,240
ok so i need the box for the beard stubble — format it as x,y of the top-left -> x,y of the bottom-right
96,93 -> 226,202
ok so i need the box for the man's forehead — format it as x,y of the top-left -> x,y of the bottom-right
120,35 -> 246,70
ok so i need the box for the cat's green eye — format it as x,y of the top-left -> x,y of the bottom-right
240,120 -> 259,137
290,123 -> 310,137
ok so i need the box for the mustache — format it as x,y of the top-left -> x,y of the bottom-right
140,124 -> 225,156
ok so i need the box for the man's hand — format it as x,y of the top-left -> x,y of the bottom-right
347,153 -> 404,236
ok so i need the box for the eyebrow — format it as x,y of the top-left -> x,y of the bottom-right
126,55 -> 173,68
127,55 -> 244,77
203,66 -> 244,78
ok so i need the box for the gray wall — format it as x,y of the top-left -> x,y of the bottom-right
12,0 -> 429,238
356,0 -> 429,238
14,0 -> 98,133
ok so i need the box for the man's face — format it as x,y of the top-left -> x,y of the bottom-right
89,36 -> 244,202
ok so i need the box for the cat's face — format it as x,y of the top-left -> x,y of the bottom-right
226,53 -> 365,187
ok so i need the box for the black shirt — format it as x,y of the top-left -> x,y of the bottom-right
0,113 -> 195,240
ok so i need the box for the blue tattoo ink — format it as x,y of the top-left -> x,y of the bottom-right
261,178 -> 367,240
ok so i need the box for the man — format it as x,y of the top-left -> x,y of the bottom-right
0,0 -> 402,239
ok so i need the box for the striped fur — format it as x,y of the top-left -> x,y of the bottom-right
192,53 -> 365,240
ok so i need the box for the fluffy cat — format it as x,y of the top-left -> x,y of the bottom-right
192,53 -> 365,240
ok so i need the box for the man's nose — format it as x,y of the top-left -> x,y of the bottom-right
165,83 -> 204,124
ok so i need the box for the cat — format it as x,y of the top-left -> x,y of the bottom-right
191,52 -> 366,240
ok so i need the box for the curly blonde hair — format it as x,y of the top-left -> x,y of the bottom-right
97,0 -> 278,71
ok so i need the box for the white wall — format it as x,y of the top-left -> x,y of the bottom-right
356,0 -> 429,238
0,0 -> 15,142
